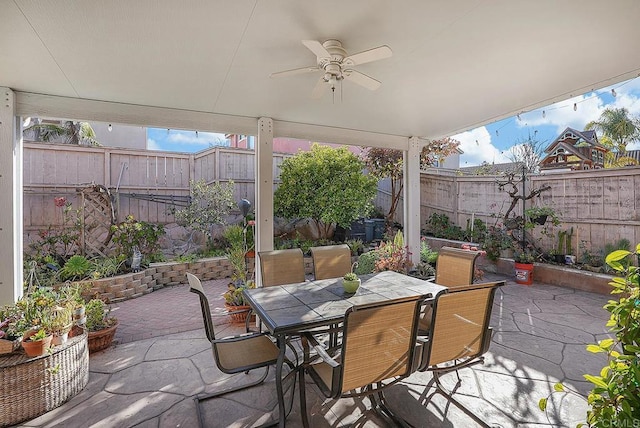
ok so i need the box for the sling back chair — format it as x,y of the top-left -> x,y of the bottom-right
254,248 -> 307,335
298,294 -> 430,427
259,248 -> 306,287
433,246 -> 482,288
309,244 -> 353,349
310,244 -> 352,280
418,246 -> 483,334
187,273 -> 295,427
415,280 -> 505,427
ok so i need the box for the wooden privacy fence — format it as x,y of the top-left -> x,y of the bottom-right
23,142 -> 289,233
419,166 -> 640,255
23,142 -> 640,255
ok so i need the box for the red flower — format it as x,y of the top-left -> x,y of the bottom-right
54,197 -> 66,207
247,220 -> 256,226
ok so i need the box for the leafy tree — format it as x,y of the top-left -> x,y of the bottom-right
25,119 -> 100,146
172,179 -> 235,247
585,107 -> 640,153
363,138 -> 460,224
274,144 -> 378,240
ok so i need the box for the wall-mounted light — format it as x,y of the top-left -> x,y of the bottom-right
542,110 -> 546,118
573,103 -> 577,111
108,123 -> 112,132
611,88 -> 617,97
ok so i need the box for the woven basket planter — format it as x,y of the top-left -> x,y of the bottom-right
87,323 -> 118,353
0,331 -> 89,427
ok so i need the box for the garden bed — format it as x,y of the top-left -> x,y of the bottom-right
71,255 -> 328,303
424,237 -> 613,295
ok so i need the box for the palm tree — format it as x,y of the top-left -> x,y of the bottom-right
24,119 -> 100,146
585,107 -> 639,153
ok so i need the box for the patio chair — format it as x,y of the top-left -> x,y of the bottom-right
310,244 -> 352,280
418,246 -> 482,334
298,294 -> 428,427
433,246 -> 482,289
415,280 -> 505,427
187,272 -> 295,427
259,248 -> 305,287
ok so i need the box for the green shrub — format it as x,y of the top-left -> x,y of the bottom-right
419,239 -> 438,264
355,250 -> 379,275
59,255 -> 91,281
111,215 -> 165,257
345,239 -> 365,255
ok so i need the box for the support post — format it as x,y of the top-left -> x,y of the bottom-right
0,87 -> 23,305
255,118 -> 274,286
404,137 -> 421,266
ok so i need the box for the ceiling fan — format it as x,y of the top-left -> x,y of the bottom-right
270,39 -> 392,98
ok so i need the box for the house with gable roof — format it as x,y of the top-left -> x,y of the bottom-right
538,127 -> 608,172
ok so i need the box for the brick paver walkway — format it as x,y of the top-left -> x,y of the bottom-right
110,278 -> 230,344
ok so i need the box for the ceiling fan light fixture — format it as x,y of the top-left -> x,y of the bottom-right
272,38 -> 392,99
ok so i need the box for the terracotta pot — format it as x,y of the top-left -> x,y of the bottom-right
224,304 -> 254,324
21,332 -> 53,357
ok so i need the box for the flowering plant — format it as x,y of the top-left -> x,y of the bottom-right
374,231 -> 413,274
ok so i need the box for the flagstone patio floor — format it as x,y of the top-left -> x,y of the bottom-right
18,272 -> 612,427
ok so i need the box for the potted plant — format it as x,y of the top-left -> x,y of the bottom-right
342,263 -> 361,293
0,304 -> 23,354
514,250 -> 536,285
21,327 -> 53,357
49,303 -> 73,346
85,298 -> 118,353
223,223 -> 256,322
223,280 -> 256,323
524,206 -> 557,226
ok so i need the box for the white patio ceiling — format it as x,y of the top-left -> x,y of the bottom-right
2,0 -> 640,143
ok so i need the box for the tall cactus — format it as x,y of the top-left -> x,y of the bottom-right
557,230 -> 566,254
565,227 -> 574,255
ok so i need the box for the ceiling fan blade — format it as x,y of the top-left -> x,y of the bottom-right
311,76 -> 328,99
344,45 -> 392,66
270,66 -> 320,78
343,70 -> 381,91
302,40 -> 331,59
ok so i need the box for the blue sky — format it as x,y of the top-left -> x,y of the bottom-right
146,77 -> 640,167
454,77 -> 640,167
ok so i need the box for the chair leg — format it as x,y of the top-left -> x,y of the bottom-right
194,367 -> 272,427
299,367 -> 310,428
195,365 -> 298,428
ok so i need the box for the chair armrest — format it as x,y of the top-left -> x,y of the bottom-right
212,331 -> 272,345
302,332 -> 340,368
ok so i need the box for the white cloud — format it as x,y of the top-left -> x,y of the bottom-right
167,130 -> 227,146
517,94 -> 604,135
453,126 -> 511,167
147,138 -> 161,151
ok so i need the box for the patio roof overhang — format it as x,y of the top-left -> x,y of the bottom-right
2,1 -> 640,304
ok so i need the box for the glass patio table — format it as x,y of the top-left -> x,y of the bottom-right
243,270 -> 447,427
